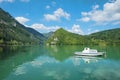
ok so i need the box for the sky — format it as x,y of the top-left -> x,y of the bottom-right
0,0 -> 120,35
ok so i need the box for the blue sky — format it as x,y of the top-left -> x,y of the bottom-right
0,0 -> 120,35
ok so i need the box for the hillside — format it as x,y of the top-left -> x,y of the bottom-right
46,28 -> 88,45
0,8 -> 119,45
43,32 -> 54,39
26,27 -> 46,43
87,28 -> 120,45
0,8 -> 45,45
47,28 -> 120,45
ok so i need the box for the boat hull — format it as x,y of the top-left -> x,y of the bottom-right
74,52 -> 104,57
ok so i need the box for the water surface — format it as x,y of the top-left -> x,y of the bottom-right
0,45 -> 120,80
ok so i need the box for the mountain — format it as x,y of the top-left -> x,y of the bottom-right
46,28 -> 88,45
25,27 -> 46,43
0,8 -> 45,45
0,8 -> 119,45
87,28 -> 120,45
47,28 -> 120,45
43,31 -> 54,39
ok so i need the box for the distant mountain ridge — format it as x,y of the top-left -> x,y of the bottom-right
0,8 -> 45,45
0,8 -> 119,45
43,31 -> 54,39
26,27 -> 46,43
47,28 -> 120,45
87,28 -> 120,45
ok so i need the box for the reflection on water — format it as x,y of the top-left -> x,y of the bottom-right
0,46 -> 30,60
73,56 -> 103,66
0,45 -> 120,80
0,47 -> 3,53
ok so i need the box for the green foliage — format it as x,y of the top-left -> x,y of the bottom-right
0,8 -> 45,45
88,28 -> 120,45
47,28 -> 120,45
0,8 -> 119,45
46,28 -> 88,45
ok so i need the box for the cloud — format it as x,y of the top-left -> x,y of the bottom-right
69,24 -> 83,35
30,23 -> 84,34
46,5 -> 50,9
78,17 -> 90,22
44,14 -> 58,21
14,16 -> 60,33
94,30 -> 99,33
44,8 -> 70,21
15,16 -> 29,24
87,28 -> 99,34
80,0 -> 120,24
0,0 -> 14,3
92,5 -> 99,10
30,23 -> 60,33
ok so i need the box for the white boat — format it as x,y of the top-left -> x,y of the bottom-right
74,47 -> 105,56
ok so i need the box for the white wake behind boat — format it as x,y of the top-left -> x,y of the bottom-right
74,47 -> 105,56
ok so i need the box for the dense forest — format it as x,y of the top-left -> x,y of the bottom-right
87,28 -> 120,45
46,28 -> 120,45
46,28 -> 88,45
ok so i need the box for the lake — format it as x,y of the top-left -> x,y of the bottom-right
0,45 -> 120,80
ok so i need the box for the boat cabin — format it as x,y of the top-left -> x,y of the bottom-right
82,47 -> 98,53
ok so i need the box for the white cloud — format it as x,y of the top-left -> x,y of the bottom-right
80,0 -> 120,24
14,16 -> 60,33
87,29 -> 100,34
92,5 -> 99,10
0,0 -> 14,3
20,0 -> 30,2
44,14 -> 58,21
69,24 -> 83,35
44,8 -> 70,21
26,23 -> 83,34
46,5 -> 50,9
94,30 -> 99,33
15,16 -> 29,24
81,12 -> 89,16
30,23 -> 60,33
30,23 -> 84,34
79,17 -> 90,22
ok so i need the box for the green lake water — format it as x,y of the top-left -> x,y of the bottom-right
0,45 -> 120,80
